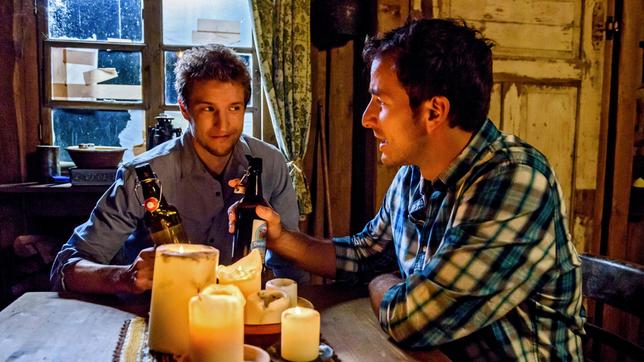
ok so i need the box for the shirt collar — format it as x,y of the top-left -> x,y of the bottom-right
438,119 -> 501,191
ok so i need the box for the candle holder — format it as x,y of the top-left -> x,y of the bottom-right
266,278 -> 298,307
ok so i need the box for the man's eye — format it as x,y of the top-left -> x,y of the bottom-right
230,105 -> 243,112
203,106 -> 214,112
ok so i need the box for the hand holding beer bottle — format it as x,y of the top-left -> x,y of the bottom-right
231,156 -> 269,263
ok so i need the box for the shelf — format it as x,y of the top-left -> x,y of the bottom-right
0,182 -> 109,194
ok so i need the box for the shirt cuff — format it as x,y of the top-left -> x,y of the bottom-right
333,236 -> 361,284
57,257 -> 83,292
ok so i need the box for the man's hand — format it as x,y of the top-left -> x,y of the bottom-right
368,273 -> 403,317
227,179 -> 284,245
63,247 -> 156,295
120,247 -> 156,293
226,179 -> 336,278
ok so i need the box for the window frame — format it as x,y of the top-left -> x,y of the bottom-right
36,0 -> 262,149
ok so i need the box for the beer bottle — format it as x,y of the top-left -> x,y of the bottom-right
232,156 -> 269,263
135,163 -> 189,245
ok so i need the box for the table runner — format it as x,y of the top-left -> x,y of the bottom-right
113,317 -> 338,362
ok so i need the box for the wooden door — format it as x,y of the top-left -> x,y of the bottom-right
374,0 -> 608,252
449,0 -> 607,252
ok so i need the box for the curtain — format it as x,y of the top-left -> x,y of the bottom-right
249,0 -> 312,217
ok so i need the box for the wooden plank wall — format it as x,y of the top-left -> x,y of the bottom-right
0,1 -> 40,251
606,0 -> 643,260
303,44 -> 355,238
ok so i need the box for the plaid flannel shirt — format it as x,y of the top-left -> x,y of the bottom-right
334,119 -> 585,361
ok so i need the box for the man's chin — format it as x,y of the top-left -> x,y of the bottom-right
379,154 -> 395,167
205,145 -> 235,157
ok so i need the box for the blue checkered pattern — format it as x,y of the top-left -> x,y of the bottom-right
334,119 -> 585,361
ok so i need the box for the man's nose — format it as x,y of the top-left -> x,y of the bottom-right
212,109 -> 227,128
362,99 -> 376,129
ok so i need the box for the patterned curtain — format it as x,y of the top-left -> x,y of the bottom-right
249,0 -> 312,216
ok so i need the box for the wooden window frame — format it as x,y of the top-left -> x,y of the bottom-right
36,0 -> 262,146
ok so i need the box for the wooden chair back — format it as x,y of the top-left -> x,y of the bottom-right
580,253 -> 644,361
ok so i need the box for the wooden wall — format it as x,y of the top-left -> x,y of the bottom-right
0,0 -> 40,256
1,0 -> 641,262
0,0 -> 40,186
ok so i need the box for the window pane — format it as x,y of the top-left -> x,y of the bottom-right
164,51 -> 253,107
53,109 -> 144,163
47,0 -> 143,42
51,47 -> 142,102
163,111 -> 254,137
162,0 -> 252,47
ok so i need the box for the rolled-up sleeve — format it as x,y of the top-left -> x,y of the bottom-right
333,170 -> 401,284
50,166 -> 142,290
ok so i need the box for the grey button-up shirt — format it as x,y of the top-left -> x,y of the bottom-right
51,131 -> 306,290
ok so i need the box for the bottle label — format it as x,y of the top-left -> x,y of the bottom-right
250,219 -> 267,261
144,197 -> 159,212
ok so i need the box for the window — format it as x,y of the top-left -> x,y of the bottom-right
39,0 -> 260,163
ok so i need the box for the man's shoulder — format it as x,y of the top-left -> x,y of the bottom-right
486,133 -> 553,174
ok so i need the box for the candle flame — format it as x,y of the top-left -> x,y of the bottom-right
293,306 -> 302,314
179,245 -> 185,253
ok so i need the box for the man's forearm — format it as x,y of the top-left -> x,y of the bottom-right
271,230 -> 337,279
63,259 -> 132,294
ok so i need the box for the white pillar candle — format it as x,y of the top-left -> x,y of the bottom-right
266,278 -> 298,307
281,307 -> 320,361
189,286 -> 244,362
148,244 -> 219,356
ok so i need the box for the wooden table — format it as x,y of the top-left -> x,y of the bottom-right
0,286 -> 449,361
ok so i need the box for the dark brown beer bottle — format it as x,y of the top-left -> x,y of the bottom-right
135,163 -> 189,245
232,156 -> 269,263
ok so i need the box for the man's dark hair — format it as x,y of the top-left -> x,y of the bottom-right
175,44 -> 251,107
362,18 -> 494,131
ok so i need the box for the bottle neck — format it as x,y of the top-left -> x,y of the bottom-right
245,171 -> 263,200
140,179 -> 169,210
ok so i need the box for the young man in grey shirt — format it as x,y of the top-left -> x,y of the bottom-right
51,45 -> 306,294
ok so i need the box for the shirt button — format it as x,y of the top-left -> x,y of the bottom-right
215,191 -> 221,196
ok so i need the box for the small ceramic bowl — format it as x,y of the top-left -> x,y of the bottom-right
244,344 -> 270,362
66,144 -> 126,169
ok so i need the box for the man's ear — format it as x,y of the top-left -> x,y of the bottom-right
178,99 -> 190,120
420,96 -> 450,132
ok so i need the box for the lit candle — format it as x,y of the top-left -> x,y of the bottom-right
148,244 -> 219,356
189,284 -> 244,362
281,307 -> 320,361
217,249 -> 261,297
266,278 -> 298,307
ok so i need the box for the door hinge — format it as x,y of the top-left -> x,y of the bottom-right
604,17 -> 620,39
